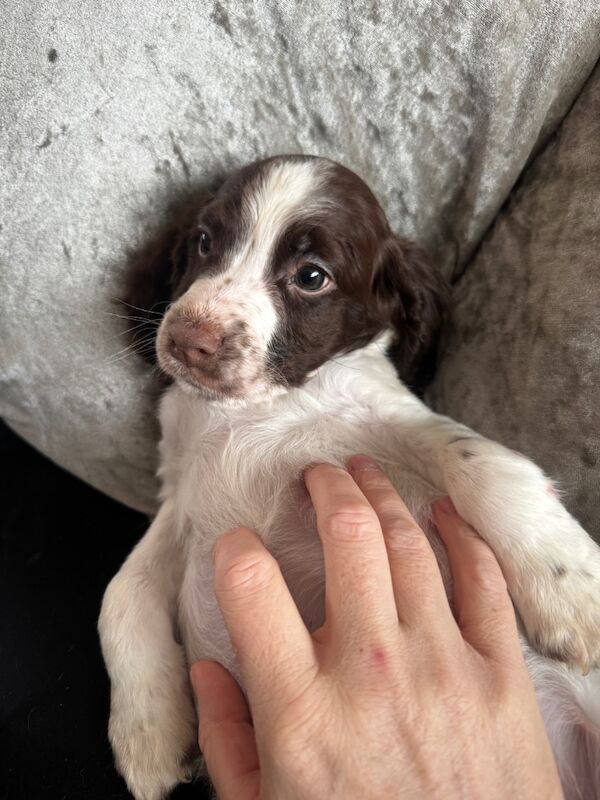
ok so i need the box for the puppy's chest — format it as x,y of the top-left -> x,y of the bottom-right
159,395 -> 349,544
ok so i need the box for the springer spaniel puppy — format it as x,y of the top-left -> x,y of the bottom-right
99,155 -> 600,800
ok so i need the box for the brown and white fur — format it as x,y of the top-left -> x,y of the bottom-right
99,155 -> 600,800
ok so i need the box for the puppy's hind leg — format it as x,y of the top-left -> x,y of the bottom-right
98,501 -> 197,800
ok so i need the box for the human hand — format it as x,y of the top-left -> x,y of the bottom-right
190,456 -> 563,799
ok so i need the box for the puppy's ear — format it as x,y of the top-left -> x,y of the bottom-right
372,236 -> 448,394
121,195 -> 208,365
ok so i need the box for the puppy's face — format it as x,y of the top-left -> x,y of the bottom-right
127,156 -> 445,402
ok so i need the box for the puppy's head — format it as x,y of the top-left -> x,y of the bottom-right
125,155 -> 446,402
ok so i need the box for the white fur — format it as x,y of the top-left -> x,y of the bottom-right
99,337 -> 600,800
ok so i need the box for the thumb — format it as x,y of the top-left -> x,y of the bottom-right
191,660 -> 260,800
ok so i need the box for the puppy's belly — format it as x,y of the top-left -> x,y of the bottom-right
176,467 -> 449,683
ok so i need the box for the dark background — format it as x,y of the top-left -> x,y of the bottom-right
0,421 -> 209,800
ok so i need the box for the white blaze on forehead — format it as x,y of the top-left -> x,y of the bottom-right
181,159 -> 331,350
240,159 -> 331,270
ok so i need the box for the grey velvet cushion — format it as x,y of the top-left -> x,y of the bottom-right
1,0 -> 599,512
429,60 -> 600,543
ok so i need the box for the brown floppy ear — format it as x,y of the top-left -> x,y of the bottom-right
121,194 -> 209,365
372,236 -> 448,395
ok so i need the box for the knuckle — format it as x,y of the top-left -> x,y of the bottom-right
322,505 -> 379,543
435,510 -> 470,540
198,717 -> 217,754
468,551 -> 509,597
216,551 -> 277,598
198,718 -> 234,765
385,513 -> 430,555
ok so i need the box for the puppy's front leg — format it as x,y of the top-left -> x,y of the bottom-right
386,400 -> 600,671
98,500 -> 196,800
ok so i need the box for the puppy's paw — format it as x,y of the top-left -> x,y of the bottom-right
442,438 -> 600,672
516,534 -> 600,673
109,686 -> 198,800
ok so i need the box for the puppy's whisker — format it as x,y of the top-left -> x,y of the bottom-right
118,324 -> 153,337
115,298 -> 167,316
132,335 -> 159,351
104,311 -> 161,325
104,343 -> 157,367
104,333 -> 157,365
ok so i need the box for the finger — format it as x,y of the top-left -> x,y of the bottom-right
304,463 -> 398,645
433,498 -> 522,661
191,660 -> 260,800
213,528 -> 317,717
347,455 -> 457,636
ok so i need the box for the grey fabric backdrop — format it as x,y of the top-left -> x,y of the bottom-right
1,1 -> 599,513
429,59 -> 600,542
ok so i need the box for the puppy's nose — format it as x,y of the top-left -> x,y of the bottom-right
169,319 -> 223,367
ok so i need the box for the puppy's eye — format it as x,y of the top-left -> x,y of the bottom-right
199,231 -> 211,255
294,265 -> 330,293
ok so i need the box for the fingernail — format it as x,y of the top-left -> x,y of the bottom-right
436,496 -> 456,515
347,454 -> 377,472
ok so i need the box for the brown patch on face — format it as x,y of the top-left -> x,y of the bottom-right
265,214 -> 383,386
265,162 -> 447,393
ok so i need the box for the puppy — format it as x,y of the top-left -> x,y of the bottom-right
99,155 -> 600,800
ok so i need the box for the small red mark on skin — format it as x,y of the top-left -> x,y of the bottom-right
547,484 -> 558,498
370,647 -> 388,670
